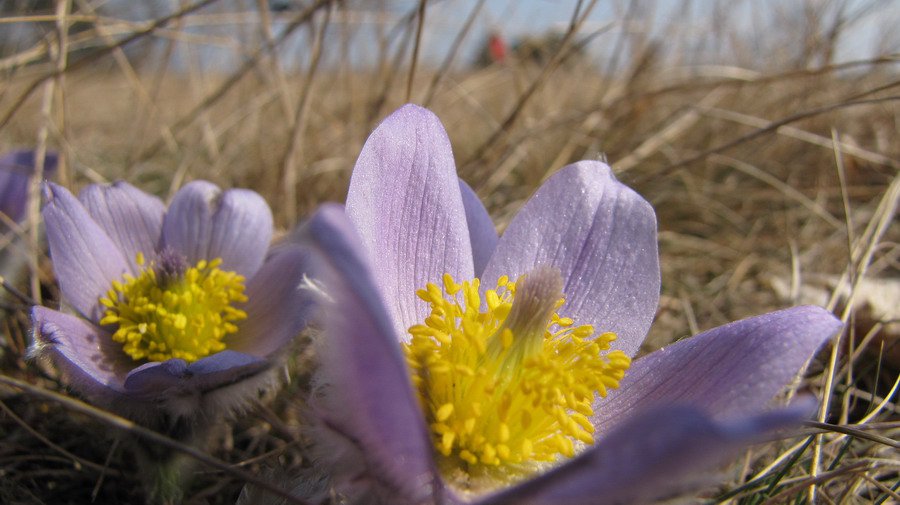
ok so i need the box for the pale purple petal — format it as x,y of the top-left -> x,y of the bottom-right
459,179 -> 498,277
482,161 -> 659,357
30,306 -> 178,423
43,183 -> 130,321
123,350 -> 269,396
346,104 -> 474,341
476,403 -> 811,505
0,150 -> 57,223
78,181 -> 165,273
592,306 -> 841,433
162,181 -> 273,277
298,204 -> 438,502
227,244 -> 315,357
31,306 -> 130,398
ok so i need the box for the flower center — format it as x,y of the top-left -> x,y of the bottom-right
404,266 -> 630,490
99,250 -> 248,363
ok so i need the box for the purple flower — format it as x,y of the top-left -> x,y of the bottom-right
30,181 -> 312,426
0,149 -> 58,224
296,105 -> 842,504
1,149 -> 58,284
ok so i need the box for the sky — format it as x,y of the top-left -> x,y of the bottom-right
415,0 -> 900,67
2,0 -> 898,72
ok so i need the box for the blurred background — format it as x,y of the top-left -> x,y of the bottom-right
1,1 -> 898,503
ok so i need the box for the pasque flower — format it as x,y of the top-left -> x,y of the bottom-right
0,149 -> 58,224
30,180 -> 312,427
297,105 -> 842,505
1,149 -> 58,282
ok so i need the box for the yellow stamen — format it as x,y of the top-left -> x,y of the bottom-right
99,252 -> 248,363
404,267 -> 630,491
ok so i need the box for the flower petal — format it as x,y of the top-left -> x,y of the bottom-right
481,161 -> 659,357
162,181 -> 273,277
345,104 -> 474,341
122,350 -> 269,397
593,306 -> 841,431
0,150 -> 58,222
476,402 -> 811,505
30,306 -> 130,398
226,244 -> 315,357
42,183 -> 130,321
459,179 -> 498,277
78,181 -> 165,273
297,204 -> 438,503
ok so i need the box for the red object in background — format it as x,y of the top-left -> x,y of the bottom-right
488,32 -> 507,63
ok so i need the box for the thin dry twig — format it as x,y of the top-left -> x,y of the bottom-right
406,0 -> 428,103
462,0 -> 601,171
135,0 -> 333,163
422,0 -> 486,107
0,374 -> 311,505
0,0 -> 222,131
280,3 -> 331,227
0,399 -> 125,476
650,95 -> 900,179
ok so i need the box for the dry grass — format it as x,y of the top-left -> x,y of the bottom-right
0,0 -> 898,504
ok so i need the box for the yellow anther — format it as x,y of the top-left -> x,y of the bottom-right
443,273 -> 461,295
403,269 -> 630,491
436,403 -> 455,421
441,432 -> 456,455
498,423 -> 510,442
99,253 -> 247,363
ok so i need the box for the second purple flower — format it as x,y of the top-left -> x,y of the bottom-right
31,180 -> 312,426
